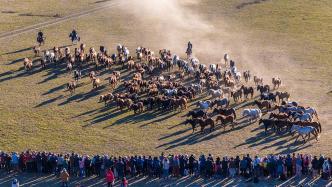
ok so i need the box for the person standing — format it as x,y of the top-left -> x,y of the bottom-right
106,168 -> 115,187
11,178 -> 19,187
60,168 -> 70,187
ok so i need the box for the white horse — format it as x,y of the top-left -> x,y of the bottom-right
208,89 -> 223,98
197,100 -> 211,110
209,64 -> 217,73
291,125 -> 318,143
299,107 -> 318,119
224,53 -> 229,65
242,108 -> 262,122
191,83 -> 203,93
293,113 -> 312,122
163,89 -> 177,96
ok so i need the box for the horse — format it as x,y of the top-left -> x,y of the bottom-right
210,98 -> 229,108
73,69 -> 81,81
242,108 -> 262,122
253,100 -> 272,111
293,112 -> 312,122
230,89 -> 242,102
257,85 -> 270,94
197,100 -> 211,110
269,112 -> 290,120
99,93 -> 114,106
187,110 -> 207,119
258,119 -> 276,134
164,89 -> 177,97
272,77 -> 281,89
298,106 -> 319,120
92,77 -> 101,89
291,125 -> 318,143
216,115 -> 236,130
240,85 -> 254,99
276,91 -> 290,103
221,87 -> 232,98
185,118 -> 215,133
212,108 -> 236,119
260,92 -> 277,102
67,81 -> 76,95
243,70 -> 251,82
130,102 -> 144,114
297,121 -> 321,133
224,53 -> 229,66
33,46 -> 41,57
23,58 -> 33,70
208,89 -> 223,98
253,76 -> 263,85
185,118 -> 201,132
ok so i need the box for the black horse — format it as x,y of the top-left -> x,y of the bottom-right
260,92 -> 277,102
187,110 -> 207,119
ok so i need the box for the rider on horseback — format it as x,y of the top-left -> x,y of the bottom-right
37,30 -> 45,46
186,41 -> 193,59
69,29 -> 80,44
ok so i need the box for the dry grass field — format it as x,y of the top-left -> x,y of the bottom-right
0,0 -> 331,157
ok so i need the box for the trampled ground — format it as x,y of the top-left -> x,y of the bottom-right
0,0 -> 331,157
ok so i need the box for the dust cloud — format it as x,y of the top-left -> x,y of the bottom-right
110,0 -> 329,123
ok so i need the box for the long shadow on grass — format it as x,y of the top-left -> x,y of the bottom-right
157,118 -> 255,150
1,47 -> 33,55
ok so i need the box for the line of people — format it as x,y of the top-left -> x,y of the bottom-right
1,151 -> 331,186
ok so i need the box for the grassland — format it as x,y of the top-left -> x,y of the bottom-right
0,0 -> 331,157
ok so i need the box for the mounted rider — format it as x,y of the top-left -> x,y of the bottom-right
37,30 -> 45,46
69,29 -> 80,44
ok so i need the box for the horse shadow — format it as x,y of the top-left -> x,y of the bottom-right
34,95 -> 64,107
1,47 -> 33,55
42,84 -> 66,95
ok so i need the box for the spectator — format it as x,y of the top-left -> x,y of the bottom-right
11,178 -> 19,187
106,168 -> 115,187
60,168 -> 70,187
121,177 -> 128,187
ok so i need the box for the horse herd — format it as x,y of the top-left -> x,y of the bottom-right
24,41 -> 321,144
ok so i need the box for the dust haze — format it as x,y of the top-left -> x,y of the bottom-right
112,0 -> 330,123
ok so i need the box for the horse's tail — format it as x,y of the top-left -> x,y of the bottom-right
314,110 -> 319,120
232,109 -> 237,119
318,122 -> 322,133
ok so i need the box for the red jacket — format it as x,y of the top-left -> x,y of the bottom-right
106,170 -> 115,183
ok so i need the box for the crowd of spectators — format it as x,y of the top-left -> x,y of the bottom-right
1,151 -> 331,186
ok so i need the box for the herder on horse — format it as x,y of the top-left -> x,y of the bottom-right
69,29 -> 80,44
36,30 -> 45,46
186,41 -> 193,59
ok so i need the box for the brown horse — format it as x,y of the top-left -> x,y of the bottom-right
269,112 -> 290,120
130,102 -> 144,114
272,77 -> 281,89
212,108 -> 236,119
185,118 -> 215,133
67,81 -> 76,95
33,46 -> 40,57
253,100 -> 272,111
216,115 -> 236,130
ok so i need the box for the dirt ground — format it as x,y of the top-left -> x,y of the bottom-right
0,0 -> 331,158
